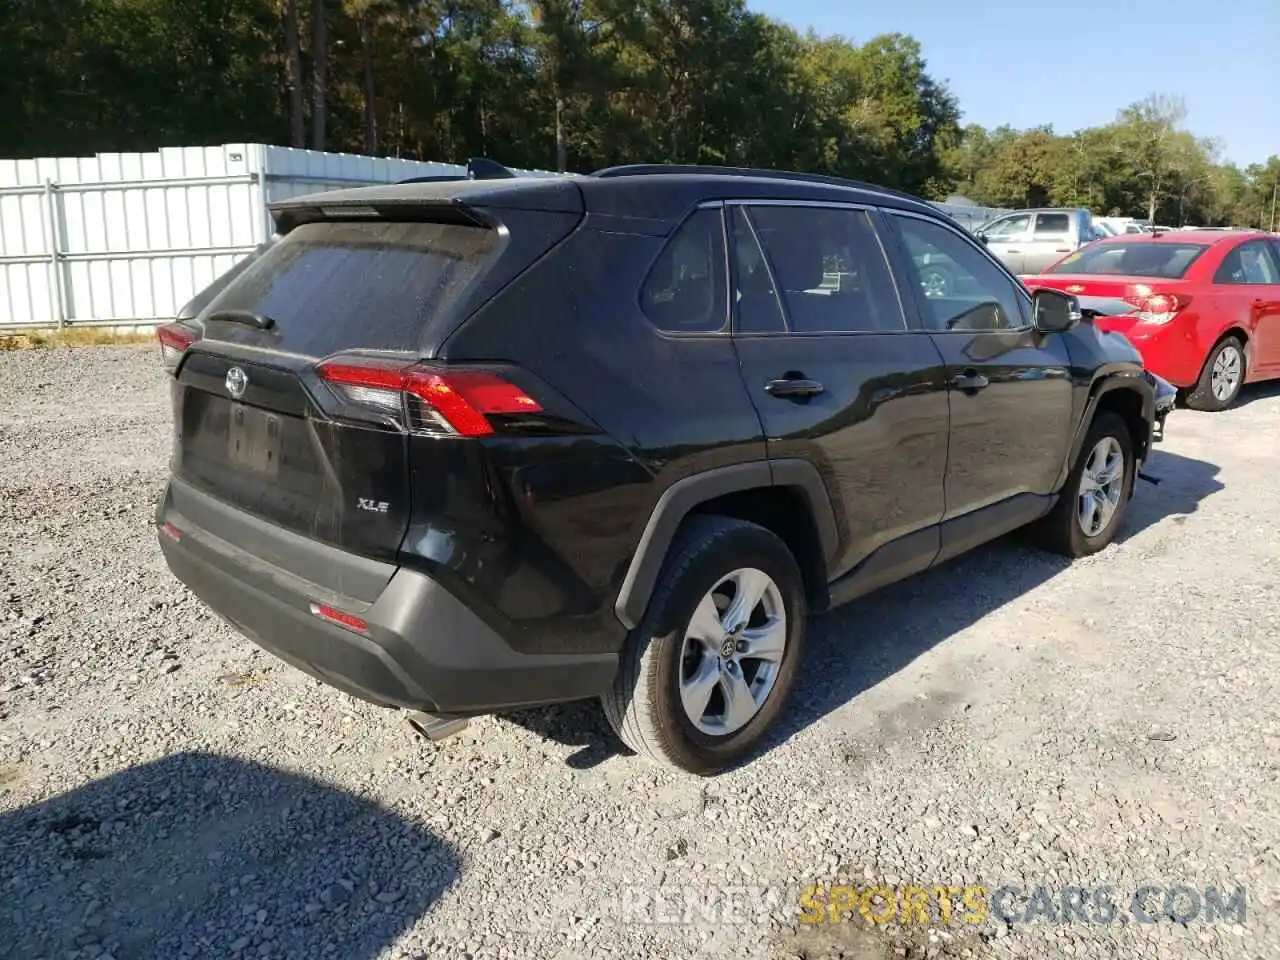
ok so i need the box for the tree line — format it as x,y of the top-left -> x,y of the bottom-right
3,0 -> 1276,228
945,95 -> 1279,229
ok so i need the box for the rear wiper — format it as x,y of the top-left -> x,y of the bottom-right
204,309 -> 275,330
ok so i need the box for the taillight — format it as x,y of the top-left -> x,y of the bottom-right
156,322 -> 198,372
315,358 -> 543,437
1123,292 -> 1190,325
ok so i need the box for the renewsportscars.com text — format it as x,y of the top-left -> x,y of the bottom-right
616,883 -> 1246,927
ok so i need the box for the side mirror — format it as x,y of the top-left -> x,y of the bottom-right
976,233 -> 989,244
1031,288 -> 1081,334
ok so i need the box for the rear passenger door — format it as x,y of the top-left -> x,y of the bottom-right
1023,212 -> 1077,274
727,201 -> 951,582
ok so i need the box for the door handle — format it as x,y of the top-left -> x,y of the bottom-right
1055,248 -> 1071,253
950,370 -> 990,393
765,377 -> 825,398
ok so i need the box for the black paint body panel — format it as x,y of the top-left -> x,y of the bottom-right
156,168 -> 1158,715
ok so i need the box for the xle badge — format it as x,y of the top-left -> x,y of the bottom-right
357,498 -> 390,514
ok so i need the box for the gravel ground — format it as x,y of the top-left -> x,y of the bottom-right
1,345 -> 1277,960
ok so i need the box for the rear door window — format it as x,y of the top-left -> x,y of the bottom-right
1214,240 -> 1280,284
201,219 -> 499,356
1034,213 -> 1072,235
736,205 -> 906,334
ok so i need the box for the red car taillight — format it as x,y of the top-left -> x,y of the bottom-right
1123,292 -> 1191,326
316,358 -> 543,438
156,322 -> 199,372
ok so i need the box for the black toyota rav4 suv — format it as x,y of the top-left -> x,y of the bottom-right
155,162 -> 1169,775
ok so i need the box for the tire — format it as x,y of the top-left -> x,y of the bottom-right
601,515 -> 807,775
1035,411 -> 1135,558
1185,335 -> 1245,411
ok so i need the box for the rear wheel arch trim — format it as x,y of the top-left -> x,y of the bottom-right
1205,327 -> 1250,371
613,459 -> 839,630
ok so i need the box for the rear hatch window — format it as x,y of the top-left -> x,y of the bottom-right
173,218 -> 498,579
199,220 -> 499,355
1046,241 -> 1207,279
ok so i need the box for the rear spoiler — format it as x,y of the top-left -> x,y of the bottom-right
396,157 -> 519,184
266,157 -> 582,234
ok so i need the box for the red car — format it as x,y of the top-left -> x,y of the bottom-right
1022,230 -> 1280,410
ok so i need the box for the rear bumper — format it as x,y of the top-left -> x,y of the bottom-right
1096,316 -> 1203,387
156,480 -> 617,715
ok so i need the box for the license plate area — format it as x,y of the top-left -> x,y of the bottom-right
227,403 -> 281,477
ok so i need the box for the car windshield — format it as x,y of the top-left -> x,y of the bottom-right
1044,240 -> 1209,278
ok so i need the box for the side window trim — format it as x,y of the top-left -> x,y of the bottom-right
711,202 -> 734,327
867,206 -> 929,332
725,199 -> 911,337
882,208 -> 1034,333
728,204 -> 791,334
638,203 -> 732,337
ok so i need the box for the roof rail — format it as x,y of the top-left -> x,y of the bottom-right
397,157 -> 519,185
591,163 -> 927,205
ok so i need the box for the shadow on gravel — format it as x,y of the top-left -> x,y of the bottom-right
1118,446 -> 1224,541
0,752 -> 458,960
499,699 -> 632,769
762,448 -> 1223,758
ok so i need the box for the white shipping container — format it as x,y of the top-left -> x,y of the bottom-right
0,143 -> 541,328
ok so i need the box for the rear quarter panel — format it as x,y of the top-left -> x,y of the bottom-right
1181,295 -> 1249,383
436,220 -> 766,654
1176,240 -> 1259,383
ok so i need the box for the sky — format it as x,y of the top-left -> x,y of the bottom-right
748,0 -> 1279,167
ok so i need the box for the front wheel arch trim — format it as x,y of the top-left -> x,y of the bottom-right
1058,374 -> 1154,491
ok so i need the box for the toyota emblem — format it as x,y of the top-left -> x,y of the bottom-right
225,366 -> 249,399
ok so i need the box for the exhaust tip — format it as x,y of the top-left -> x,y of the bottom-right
407,711 -> 470,742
